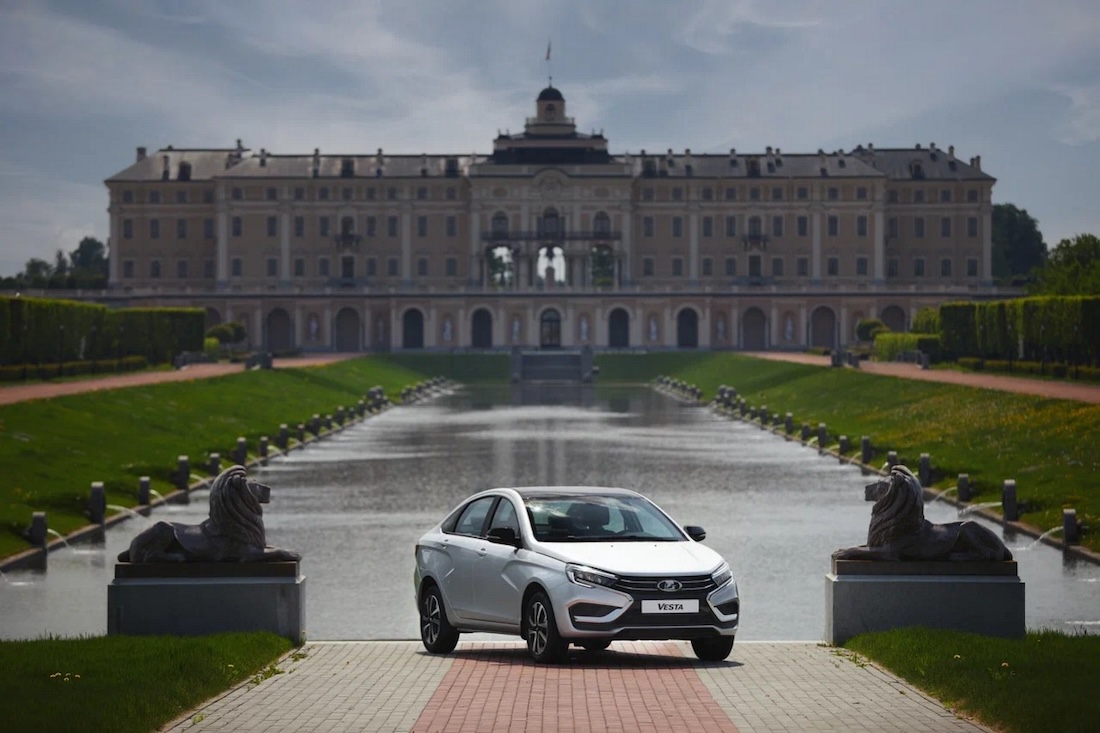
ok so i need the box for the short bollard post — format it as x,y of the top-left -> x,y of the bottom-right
785,413 -> 794,434
208,453 -> 221,477
919,453 -> 931,486
278,424 -> 289,451
176,456 -> 189,491
801,423 -> 811,441
887,450 -> 898,468
817,423 -> 827,448
760,406 -> 768,422
861,436 -> 872,465
958,473 -> 971,502
1064,509 -> 1079,545
235,437 -> 247,466
839,435 -> 850,455
773,413 -> 781,427
297,423 -> 306,444
28,512 -> 47,548
138,476 -> 151,506
325,414 -> 333,430
312,414 -> 321,435
259,437 -> 269,464
87,482 -> 106,525
1003,479 -> 1018,522
358,399 -> 366,417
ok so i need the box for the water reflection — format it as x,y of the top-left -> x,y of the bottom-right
1,385 -> 1097,641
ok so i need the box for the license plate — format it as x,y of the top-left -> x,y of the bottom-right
641,599 -> 699,614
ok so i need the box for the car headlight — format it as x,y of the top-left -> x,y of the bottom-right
566,564 -> 618,588
712,563 -> 733,588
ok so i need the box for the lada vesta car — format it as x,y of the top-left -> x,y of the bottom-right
414,487 -> 739,663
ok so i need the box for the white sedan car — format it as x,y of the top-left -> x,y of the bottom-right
414,486 -> 740,663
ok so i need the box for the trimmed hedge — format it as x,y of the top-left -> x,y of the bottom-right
940,296 -> 1099,366
0,296 -> 203,367
874,333 -> 942,362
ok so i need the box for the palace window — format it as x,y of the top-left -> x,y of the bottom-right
294,216 -> 304,237
725,215 -> 736,237
232,216 -> 242,237
968,217 -> 978,237
771,257 -> 784,276
123,219 -> 133,239
318,258 -> 330,277
725,257 -> 737,276
319,187 -> 330,200
150,260 -> 161,278
643,216 -> 654,237
914,189 -> 925,203
702,216 -> 713,237
294,187 -> 304,200
941,217 -> 952,237
367,216 -> 377,237
150,219 -> 160,239
749,187 -> 761,201
888,217 -> 898,238
826,257 -> 839,276
203,259 -> 214,278
177,219 -> 187,239
772,216 -> 783,237
231,188 -> 242,201
176,260 -> 188,279
387,216 -> 398,237
856,257 -> 868,276
266,187 -> 277,201
827,215 -> 838,237
446,216 -> 456,237
387,257 -> 399,276
122,190 -> 134,203
772,186 -> 783,200
267,216 -> 277,237
367,258 -> 377,276
417,257 -> 428,276
319,216 -> 330,237
914,258 -> 926,277
797,216 -> 808,237
176,190 -> 187,204
702,257 -> 713,276
940,189 -> 952,203
827,187 -> 839,201
643,257 -> 655,276
672,257 -> 683,276
857,216 -> 867,237
294,258 -> 304,277
445,257 -> 458,276
856,186 -> 868,200
123,260 -> 134,278
967,258 -> 979,277
941,258 -> 952,277
417,216 -> 428,237
231,258 -> 243,277
797,257 -> 809,276
797,186 -> 808,200
149,190 -> 161,203
672,217 -> 683,237
888,258 -> 899,277
266,258 -> 278,277
914,217 -> 925,238
968,189 -> 979,203
724,187 -> 737,200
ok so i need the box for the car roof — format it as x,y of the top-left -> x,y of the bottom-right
509,486 -> 641,498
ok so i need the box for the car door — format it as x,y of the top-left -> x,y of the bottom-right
465,497 -> 525,626
440,495 -> 497,621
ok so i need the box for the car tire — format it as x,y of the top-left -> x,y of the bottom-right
579,639 -> 612,653
420,584 -> 459,654
525,591 -> 567,664
691,636 -> 734,662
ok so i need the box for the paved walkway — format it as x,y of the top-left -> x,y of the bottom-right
161,641 -> 991,733
0,354 -> 356,406
745,351 -> 1100,404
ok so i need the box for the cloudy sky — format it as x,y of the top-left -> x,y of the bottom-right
1,0 -> 1098,276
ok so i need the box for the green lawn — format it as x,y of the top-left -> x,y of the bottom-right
0,356 -> 435,559
846,628 -> 1100,733
0,632 -> 294,733
596,352 -> 1100,552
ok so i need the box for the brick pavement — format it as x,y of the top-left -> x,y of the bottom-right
161,641 -> 993,733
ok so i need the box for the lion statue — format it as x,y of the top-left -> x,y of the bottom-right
118,465 -> 301,563
833,464 -> 1012,562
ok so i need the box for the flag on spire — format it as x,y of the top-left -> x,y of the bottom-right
546,40 -> 551,61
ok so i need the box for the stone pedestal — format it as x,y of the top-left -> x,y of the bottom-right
825,559 -> 1023,645
108,562 -> 305,643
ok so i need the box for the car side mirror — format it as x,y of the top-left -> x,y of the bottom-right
684,525 -> 706,542
487,527 -> 521,548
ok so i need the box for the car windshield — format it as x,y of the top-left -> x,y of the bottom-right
523,493 -> 685,542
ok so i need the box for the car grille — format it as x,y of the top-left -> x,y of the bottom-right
612,574 -> 717,595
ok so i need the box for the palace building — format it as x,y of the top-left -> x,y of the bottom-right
105,84 -> 998,352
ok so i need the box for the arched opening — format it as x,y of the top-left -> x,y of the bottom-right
608,308 -> 630,348
742,308 -> 767,350
334,308 -> 361,352
590,243 -> 615,288
403,308 -> 425,349
471,309 -> 493,348
676,308 -> 699,349
881,305 -> 907,333
539,309 -> 562,349
266,308 -> 292,353
537,244 -> 565,288
485,245 -> 514,289
811,306 -> 837,350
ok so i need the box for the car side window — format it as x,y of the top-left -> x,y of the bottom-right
452,497 -> 496,538
488,499 -> 520,535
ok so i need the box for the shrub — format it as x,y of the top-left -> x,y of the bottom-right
203,337 -> 220,360
856,318 -> 888,343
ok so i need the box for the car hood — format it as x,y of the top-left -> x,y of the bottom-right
535,540 -> 725,576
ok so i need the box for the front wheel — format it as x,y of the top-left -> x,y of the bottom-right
525,591 -> 567,664
420,584 -> 459,654
691,636 -> 734,662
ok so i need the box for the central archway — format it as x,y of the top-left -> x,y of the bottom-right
266,308 -> 292,353
540,309 -> 561,348
742,308 -> 766,350
334,308 -> 361,352
471,308 -> 493,348
810,306 -> 837,350
403,308 -> 425,349
608,308 -> 630,348
677,308 -> 699,349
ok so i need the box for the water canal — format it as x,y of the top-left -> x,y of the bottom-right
2,385 -> 1097,641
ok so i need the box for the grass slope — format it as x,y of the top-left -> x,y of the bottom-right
596,352 -> 1100,551
0,632 -> 293,733
0,356 -> 432,558
846,628 -> 1100,733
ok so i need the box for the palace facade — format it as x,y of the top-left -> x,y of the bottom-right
105,85 -> 999,352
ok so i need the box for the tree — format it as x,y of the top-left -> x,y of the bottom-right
69,236 -> 109,287
992,203 -> 1047,284
1029,233 -> 1100,295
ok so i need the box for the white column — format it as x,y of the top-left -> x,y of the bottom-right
873,209 -> 886,281
401,205 -> 412,283
688,209 -> 699,281
216,188 -> 229,286
982,204 -> 993,283
279,203 -> 291,286
620,207 -> 633,285
469,207 -> 481,286
770,304 -> 779,348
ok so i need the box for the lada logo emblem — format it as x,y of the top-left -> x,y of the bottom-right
657,579 -> 682,592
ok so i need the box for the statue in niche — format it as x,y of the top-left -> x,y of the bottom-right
833,465 -> 1013,562
716,315 -> 726,342
579,315 -> 589,342
648,315 -> 658,343
308,314 -> 319,342
442,317 -> 453,344
512,316 -> 521,344
784,314 -> 794,342
119,466 -> 300,563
